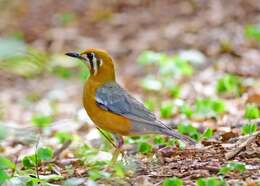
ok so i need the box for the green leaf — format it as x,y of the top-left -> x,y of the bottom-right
114,162 -> 125,177
31,114 -> 53,128
160,102 -> 173,118
37,147 -> 53,161
138,142 -> 152,154
180,104 -> 193,118
137,51 -> 162,65
0,156 -> 15,169
228,162 -> 246,172
169,85 -> 181,98
22,155 -> 36,168
196,177 -> 227,186
88,170 -> 110,181
244,25 -> 260,41
0,170 -> 10,185
219,162 -> 246,175
218,166 -> 231,174
26,177 -> 42,185
154,135 -> 165,145
144,98 -> 155,112
177,123 -> 200,141
52,66 -> 72,79
194,98 -> 225,118
196,178 -> 207,186
241,123 -> 257,135
159,55 -> 193,77
55,131 -> 73,143
163,177 -> 183,186
202,128 -> 214,140
216,74 -> 241,96
244,104 -> 259,119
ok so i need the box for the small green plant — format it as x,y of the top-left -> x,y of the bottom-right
159,55 -> 193,77
22,147 -> 54,185
169,85 -> 181,98
138,50 -> 193,77
202,128 -> 214,140
216,74 -> 241,96
22,147 -> 54,169
22,155 -> 37,169
113,162 -> 126,178
241,123 -> 257,135
196,177 -> 227,186
37,147 -> 53,161
244,104 -> 259,119
52,66 -> 72,79
138,142 -> 153,154
55,131 -> 73,143
219,162 -> 246,174
160,102 -> 174,118
177,123 -> 214,141
153,135 -> 165,145
244,25 -> 260,41
137,50 -> 162,65
177,123 -> 200,141
88,169 -> 110,181
163,177 -> 183,186
144,98 -> 155,111
179,104 -> 193,118
31,114 -> 53,128
0,156 -> 15,185
194,98 -> 225,118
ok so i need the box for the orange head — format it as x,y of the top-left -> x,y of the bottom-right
66,48 -> 116,82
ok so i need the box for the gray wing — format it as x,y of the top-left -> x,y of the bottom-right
96,82 -> 196,145
96,82 -> 157,123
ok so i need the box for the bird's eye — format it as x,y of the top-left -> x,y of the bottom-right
87,53 -> 94,60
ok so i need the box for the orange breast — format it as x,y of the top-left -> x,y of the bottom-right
83,80 -> 132,136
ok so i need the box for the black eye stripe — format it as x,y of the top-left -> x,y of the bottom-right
87,53 -> 94,60
89,59 -> 94,74
97,58 -> 101,67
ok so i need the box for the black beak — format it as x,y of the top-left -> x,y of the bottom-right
65,52 -> 85,60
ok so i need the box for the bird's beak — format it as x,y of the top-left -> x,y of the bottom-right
65,52 -> 86,60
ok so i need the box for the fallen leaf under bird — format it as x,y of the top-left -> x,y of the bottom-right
66,48 -> 196,162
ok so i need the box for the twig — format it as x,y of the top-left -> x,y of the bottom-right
53,140 -> 72,159
34,136 -> 40,179
225,131 -> 259,160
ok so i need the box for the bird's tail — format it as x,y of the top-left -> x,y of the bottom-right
160,128 -> 196,145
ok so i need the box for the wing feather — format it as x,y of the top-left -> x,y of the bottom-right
96,82 -> 157,122
95,82 -> 196,145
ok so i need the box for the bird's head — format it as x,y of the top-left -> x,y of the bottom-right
66,48 -> 115,79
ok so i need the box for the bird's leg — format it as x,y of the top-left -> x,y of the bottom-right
111,134 -> 124,163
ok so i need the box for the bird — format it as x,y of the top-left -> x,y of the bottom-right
66,48 -> 196,162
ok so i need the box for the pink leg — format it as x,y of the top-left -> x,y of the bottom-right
111,134 -> 124,163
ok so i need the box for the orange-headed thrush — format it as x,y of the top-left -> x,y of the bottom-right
66,48 -> 195,162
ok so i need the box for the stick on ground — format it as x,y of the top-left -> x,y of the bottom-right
225,131 -> 259,160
